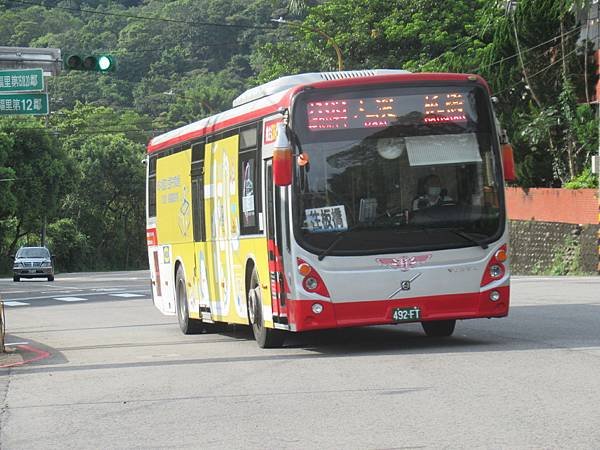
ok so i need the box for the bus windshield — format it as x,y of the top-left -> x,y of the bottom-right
291,84 -> 504,255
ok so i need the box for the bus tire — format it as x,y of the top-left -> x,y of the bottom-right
175,266 -> 203,335
421,319 -> 456,337
248,268 -> 285,348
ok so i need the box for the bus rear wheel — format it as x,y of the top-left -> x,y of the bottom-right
175,266 -> 204,335
421,319 -> 456,337
248,269 -> 285,348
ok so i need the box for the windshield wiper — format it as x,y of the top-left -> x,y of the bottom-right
448,229 -> 488,249
317,224 -> 366,261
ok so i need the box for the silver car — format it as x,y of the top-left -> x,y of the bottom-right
13,246 -> 54,282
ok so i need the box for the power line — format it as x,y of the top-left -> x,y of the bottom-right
475,23 -> 584,73
424,35 -> 477,68
112,41 -> 247,55
2,126 -> 160,134
7,0 -> 276,30
492,47 -> 579,96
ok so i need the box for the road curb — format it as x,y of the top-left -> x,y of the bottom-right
0,344 -> 50,368
0,348 -> 24,367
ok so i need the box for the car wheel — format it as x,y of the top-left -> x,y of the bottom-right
48,275 -> 54,282
175,266 -> 204,335
421,319 -> 456,337
13,275 -> 20,282
247,268 -> 285,348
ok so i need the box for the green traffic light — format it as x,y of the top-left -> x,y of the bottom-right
97,55 -> 115,72
64,54 -> 115,72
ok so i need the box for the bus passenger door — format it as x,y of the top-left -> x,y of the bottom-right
265,160 -> 289,328
191,144 -> 211,321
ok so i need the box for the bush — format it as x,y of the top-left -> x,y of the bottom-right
46,218 -> 90,272
564,167 -> 598,189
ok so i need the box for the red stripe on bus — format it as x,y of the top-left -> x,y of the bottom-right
147,99 -> 291,153
286,286 -> 510,332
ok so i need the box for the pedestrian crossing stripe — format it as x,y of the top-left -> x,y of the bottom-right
54,297 -> 89,302
109,293 -> 145,298
4,301 -> 29,307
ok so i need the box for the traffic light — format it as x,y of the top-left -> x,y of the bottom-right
65,54 -> 116,72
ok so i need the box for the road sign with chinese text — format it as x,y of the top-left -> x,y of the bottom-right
0,69 -> 44,92
0,93 -> 48,115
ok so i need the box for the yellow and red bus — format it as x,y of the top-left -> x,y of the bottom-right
146,70 -> 515,348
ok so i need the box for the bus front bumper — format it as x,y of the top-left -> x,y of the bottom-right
285,285 -> 510,332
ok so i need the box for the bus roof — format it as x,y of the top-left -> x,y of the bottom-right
147,70 -> 488,154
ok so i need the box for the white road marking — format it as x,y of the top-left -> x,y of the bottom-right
110,293 -> 145,298
94,288 -> 123,292
3,301 -> 29,307
54,297 -> 89,302
4,341 -> 29,346
1,289 -> 148,302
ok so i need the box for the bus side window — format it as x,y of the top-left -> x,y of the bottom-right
191,142 -> 206,242
239,125 -> 261,235
148,155 -> 157,218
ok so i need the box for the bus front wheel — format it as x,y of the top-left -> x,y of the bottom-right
248,269 -> 285,348
421,319 -> 456,337
175,266 -> 204,335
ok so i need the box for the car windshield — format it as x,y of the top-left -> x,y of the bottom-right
291,83 -> 504,256
17,248 -> 50,258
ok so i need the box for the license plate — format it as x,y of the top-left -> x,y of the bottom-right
392,307 -> 421,322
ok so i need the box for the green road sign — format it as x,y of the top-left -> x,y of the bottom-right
0,93 -> 48,115
0,69 -> 44,92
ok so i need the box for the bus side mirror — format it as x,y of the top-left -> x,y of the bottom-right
273,122 -> 292,186
502,143 -> 517,182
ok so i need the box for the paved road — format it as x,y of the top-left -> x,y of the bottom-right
1,273 -> 599,449
0,271 -> 149,307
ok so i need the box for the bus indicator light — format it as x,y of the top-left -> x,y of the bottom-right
298,263 -> 311,276
495,249 -> 508,262
312,303 -> 324,314
489,290 -> 501,302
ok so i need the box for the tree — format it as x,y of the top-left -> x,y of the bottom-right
479,0 -> 597,185
54,104 -> 150,270
0,117 -> 73,260
252,0 -> 490,82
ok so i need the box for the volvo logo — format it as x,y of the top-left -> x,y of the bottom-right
388,273 -> 422,299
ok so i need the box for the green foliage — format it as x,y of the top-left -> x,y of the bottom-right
563,167 -> 598,189
0,117 -> 72,257
1,0 -> 598,273
253,0 -> 489,82
47,218 -> 90,272
547,235 -> 583,276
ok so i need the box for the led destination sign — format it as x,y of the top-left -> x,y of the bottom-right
306,92 -> 467,131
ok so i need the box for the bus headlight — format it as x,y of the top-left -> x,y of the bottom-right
489,264 -> 503,278
305,277 -> 318,290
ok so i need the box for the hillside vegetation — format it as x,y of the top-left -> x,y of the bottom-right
0,0 -> 597,272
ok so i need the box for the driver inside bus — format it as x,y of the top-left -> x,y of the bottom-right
412,174 -> 453,211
